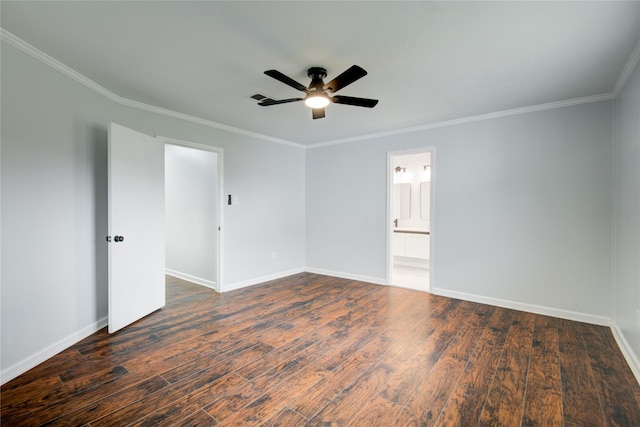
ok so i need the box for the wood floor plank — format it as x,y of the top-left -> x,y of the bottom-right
445,303 -> 495,362
478,348 -> 530,426
382,303 -> 474,406
254,321 -> 312,348
478,310 -> 535,425
127,373 -> 247,427
380,326 -> 456,406
43,375 -> 170,426
260,407 -> 308,427
456,306 -> 514,394
216,364 -> 327,426
558,319 -> 607,427
313,326 -> 380,371
58,363 -> 129,392
393,355 -> 467,426
88,370 -> 245,427
0,375 -> 64,416
90,343 -> 272,427
435,384 -> 486,426
162,340 -> 271,384
174,409 -> 219,426
347,394 -> 401,427
521,317 -> 563,427
235,332 -> 327,381
205,342 -> 329,422
434,306 -> 514,425
3,273 -> 640,426
288,333 -> 392,419
204,377 -> 267,422
581,323 -> 640,426
121,342 -> 202,376
0,348 -> 84,398
2,369 -> 161,426
306,362 -> 395,427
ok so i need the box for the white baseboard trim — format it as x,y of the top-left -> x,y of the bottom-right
304,267 -> 386,286
431,287 -> 611,326
1,316 -> 108,386
166,269 -> 217,291
221,268 -> 306,292
611,321 -> 640,385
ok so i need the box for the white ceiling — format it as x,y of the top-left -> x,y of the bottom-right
2,1 -> 640,146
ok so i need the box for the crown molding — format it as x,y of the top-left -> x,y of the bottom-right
307,92 -> 615,149
0,28 -> 303,149
1,28 -> 119,102
118,97 -> 304,149
613,37 -> 640,96
1,27 -> 628,151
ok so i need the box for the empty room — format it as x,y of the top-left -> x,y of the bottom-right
2,1 -> 640,425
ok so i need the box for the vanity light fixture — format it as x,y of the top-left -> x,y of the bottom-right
422,164 -> 432,182
395,166 -> 406,173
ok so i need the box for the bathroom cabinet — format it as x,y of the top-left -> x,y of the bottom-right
393,230 -> 429,259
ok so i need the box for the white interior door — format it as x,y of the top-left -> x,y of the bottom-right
108,123 -> 165,333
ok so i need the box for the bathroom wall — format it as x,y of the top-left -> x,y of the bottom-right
393,152 -> 431,230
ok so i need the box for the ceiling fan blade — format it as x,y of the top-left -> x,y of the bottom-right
323,65 -> 367,93
312,108 -> 325,120
258,97 -> 304,106
264,70 -> 308,92
331,95 -> 379,108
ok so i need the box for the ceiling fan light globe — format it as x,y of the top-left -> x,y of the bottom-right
305,95 -> 330,109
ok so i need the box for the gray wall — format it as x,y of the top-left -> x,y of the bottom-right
165,144 -> 219,287
613,59 -> 640,370
1,42 -> 306,379
306,101 -> 614,321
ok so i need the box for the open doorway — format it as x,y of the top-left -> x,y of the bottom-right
162,137 -> 223,292
387,149 -> 432,292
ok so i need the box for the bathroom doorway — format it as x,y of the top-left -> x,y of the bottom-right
387,149 -> 432,292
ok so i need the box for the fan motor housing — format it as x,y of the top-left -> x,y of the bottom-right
307,67 -> 327,80
307,67 -> 327,92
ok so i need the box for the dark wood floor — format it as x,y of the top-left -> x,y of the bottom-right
3,273 -> 640,426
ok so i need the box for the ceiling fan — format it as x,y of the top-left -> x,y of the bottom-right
253,65 -> 378,119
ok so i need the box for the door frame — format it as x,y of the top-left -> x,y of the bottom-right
386,147 -> 435,292
157,135 -> 224,292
